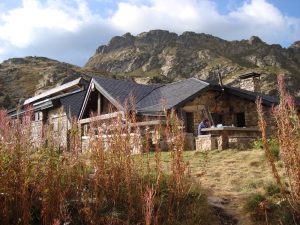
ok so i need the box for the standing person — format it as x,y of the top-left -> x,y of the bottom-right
198,118 -> 209,135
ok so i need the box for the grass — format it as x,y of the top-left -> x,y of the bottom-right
0,109 -> 215,225
1,75 -> 300,224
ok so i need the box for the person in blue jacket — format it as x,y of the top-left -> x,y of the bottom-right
198,118 -> 209,135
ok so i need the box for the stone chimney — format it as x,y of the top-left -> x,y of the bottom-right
239,72 -> 261,92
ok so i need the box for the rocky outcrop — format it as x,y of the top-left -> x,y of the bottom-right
1,30 -> 300,109
85,30 -> 300,99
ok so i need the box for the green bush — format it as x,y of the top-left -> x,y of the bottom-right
268,138 -> 280,161
253,138 -> 263,149
265,183 -> 280,196
244,194 -> 265,212
253,138 -> 280,160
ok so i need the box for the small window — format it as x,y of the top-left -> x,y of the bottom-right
236,112 -> 246,127
52,118 -> 60,132
211,113 -> 223,125
34,111 -> 43,121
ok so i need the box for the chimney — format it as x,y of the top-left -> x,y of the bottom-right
239,72 -> 261,92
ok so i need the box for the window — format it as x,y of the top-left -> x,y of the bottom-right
34,111 -> 43,121
211,113 -> 223,125
236,112 -> 246,127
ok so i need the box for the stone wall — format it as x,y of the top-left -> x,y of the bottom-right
47,107 -> 70,148
81,133 -> 143,154
240,77 -> 261,92
182,90 -> 275,136
195,135 -> 218,151
31,121 -> 43,146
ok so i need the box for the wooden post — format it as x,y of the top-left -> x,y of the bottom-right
97,93 -> 101,116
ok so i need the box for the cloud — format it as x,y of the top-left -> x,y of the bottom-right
0,0 -> 116,65
0,0 -> 299,66
110,0 -> 300,44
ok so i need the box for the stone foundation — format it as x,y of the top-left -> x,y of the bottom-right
196,135 -> 218,151
81,133 -> 143,154
228,137 -> 257,149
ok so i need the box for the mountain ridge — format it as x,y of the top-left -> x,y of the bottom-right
85,30 -> 300,97
1,30 -> 300,109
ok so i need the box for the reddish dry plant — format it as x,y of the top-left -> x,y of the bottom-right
256,74 -> 300,214
143,185 -> 156,225
0,101 -> 195,225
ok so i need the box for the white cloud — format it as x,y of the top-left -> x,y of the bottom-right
0,0 -> 115,65
227,0 -> 300,41
109,0 -> 226,34
0,0 -> 299,66
110,0 -> 300,44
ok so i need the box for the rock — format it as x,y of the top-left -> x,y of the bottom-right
2,30 -> 300,109
248,36 -> 264,45
85,30 -> 300,101
289,41 -> 300,50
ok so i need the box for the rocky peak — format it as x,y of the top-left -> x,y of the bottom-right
248,36 -> 264,45
84,30 -> 300,101
289,41 -> 300,50
96,33 -> 135,54
137,29 -> 177,44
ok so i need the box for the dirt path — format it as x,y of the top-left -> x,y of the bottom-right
187,149 -> 281,225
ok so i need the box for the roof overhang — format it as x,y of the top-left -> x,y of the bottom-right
10,100 -> 54,118
24,78 -> 83,105
78,78 -> 124,119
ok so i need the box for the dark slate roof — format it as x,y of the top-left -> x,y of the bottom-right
223,85 -> 278,106
91,76 -> 279,115
59,90 -> 87,118
93,77 -> 162,106
136,78 -> 210,113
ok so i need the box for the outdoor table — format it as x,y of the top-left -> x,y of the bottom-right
200,127 -> 260,150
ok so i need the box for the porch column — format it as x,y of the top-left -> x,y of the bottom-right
97,93 -> 101,115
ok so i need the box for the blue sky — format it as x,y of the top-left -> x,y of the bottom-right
0,0 -> 299,66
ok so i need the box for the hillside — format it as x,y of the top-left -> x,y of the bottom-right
0,57 -> 110,109
1,30 -> 300,109
85,30 -> 300,97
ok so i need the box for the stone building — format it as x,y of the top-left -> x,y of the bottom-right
78,73 -> 277,151
9,72 -> 278,151
9,78 -> 88,149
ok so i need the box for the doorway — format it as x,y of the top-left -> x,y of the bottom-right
186,112 -> 194,134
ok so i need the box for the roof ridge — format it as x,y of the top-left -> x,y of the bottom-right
190,77 -> 211,85
135,84 -> 165,105
94,76 -> 160,88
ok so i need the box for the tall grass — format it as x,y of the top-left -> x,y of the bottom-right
0,107 -> 206,225
256,74 -> 300,219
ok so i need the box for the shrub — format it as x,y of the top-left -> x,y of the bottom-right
244,194 -> 266,212
265,183 -> 280,196
268,138 -> 280,161
0,107 -> 207,225
256,74 -> 300,220
253,138 -> 280,160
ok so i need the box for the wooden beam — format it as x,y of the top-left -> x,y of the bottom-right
79,111 -> 124,124
183,105 -> 205,112
130,120 -> 166,127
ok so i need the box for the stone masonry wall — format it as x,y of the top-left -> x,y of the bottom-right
183,90 -> 275,136
47,107 -> 70,148
240,77 -> 261,92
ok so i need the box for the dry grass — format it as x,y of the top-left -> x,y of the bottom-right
0,108 -> 212,225
146,148 -> 287,225
257,74 -> 300,224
